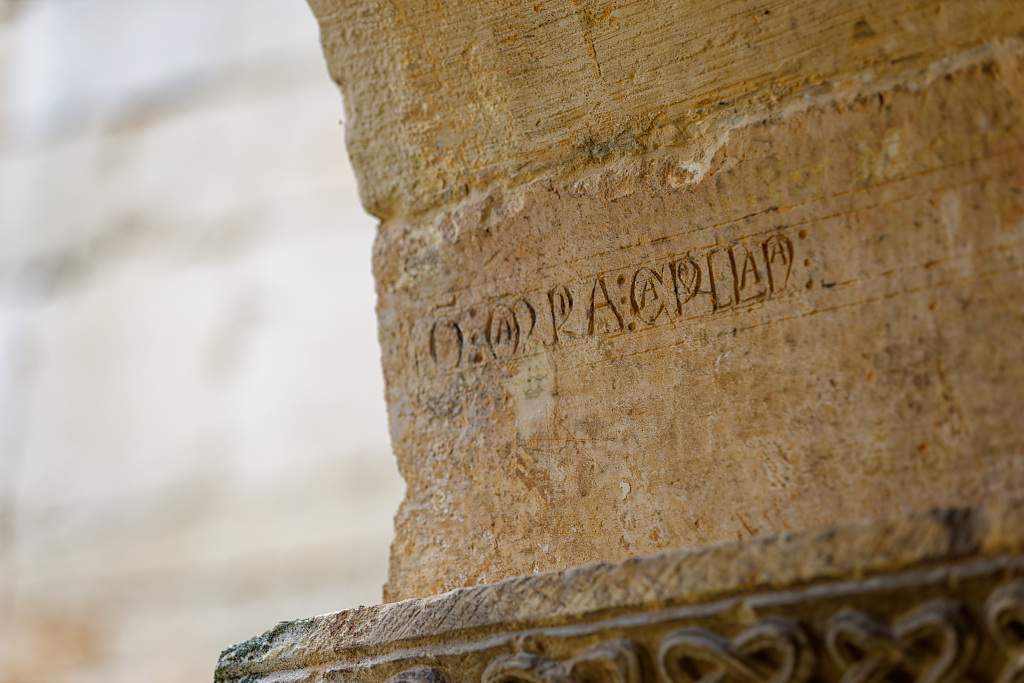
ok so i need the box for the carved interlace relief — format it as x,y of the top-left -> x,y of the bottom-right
378,571 -> 1024,683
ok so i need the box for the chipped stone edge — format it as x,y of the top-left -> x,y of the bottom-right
216,499 -> 1024,680
377,36 -> 1024,287
328,29 -> 1024,223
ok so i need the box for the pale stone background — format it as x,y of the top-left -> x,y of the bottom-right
0,1 -> 403,681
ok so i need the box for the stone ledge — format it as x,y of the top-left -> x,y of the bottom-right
216,500 -> 1024,681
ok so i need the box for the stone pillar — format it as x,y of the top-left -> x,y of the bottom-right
217,1 -> 1024,681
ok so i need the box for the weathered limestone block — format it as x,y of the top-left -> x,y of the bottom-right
306,0 -> 1024,600
216,501 -> 1024,683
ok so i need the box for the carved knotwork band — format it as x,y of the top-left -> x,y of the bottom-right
659,619 -> 811,683
388,580 -> 1024,683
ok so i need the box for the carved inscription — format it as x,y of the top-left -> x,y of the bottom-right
427,232 -> 795,369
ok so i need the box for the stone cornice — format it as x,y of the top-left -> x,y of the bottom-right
216,501 -> 1024,682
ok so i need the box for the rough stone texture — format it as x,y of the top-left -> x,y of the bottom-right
308,0 -> 1024,601
216,501 -> 1024,682
0,2 -> 402,681
312,0 -> 1024,220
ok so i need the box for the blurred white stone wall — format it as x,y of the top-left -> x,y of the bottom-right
0,1 -> 403,681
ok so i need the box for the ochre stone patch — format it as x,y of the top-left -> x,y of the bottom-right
373,52 -> 1024,600
306,0 -> 1024,600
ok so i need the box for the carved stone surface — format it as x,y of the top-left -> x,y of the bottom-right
217,502 -> 1024,682
308,0 -> 1024,600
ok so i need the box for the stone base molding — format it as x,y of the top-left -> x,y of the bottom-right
217,501 -> 1024,682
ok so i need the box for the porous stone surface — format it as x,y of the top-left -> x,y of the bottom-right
308,0 -> 1024,600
